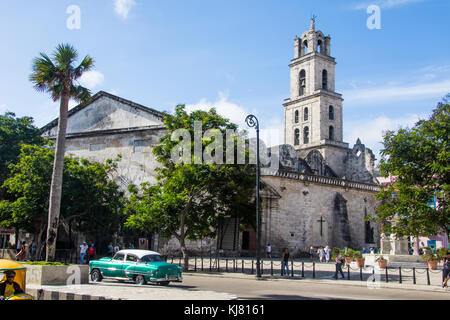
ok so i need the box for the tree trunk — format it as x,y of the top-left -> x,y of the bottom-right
46,91 -> 70,262
179,238 -> 189,272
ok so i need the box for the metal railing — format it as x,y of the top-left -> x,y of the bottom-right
164,255 -> 446,287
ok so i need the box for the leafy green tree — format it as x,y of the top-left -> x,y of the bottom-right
0,112 -> 45,200
0,144 -> 125,259
369,98 -> 449,241
126,105 -> 255,270
30,44 -> 94,261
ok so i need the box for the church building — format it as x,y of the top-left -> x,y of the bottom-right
254,19 -> 381,255
41,20 -> 381,256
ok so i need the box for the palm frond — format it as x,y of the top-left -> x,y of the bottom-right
70,85 -> 92,104
74,55 -> 94,80
30,53 -> 58,92
53,44 -> 78,70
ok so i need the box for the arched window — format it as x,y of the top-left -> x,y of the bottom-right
295,110 -> 299,123
322,70 -> 328,90
329,105 -> 334,120
317,39 -> 322,53
302,40 -> 308,55
304,107 -> 309,121
294,129 -> 300,146
299,69 -> 306,96
303,127 -> 309,144
329,126 -> 334,140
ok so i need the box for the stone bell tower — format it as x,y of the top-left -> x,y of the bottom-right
283,18 -> 349,177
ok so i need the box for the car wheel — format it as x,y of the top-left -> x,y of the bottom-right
91,269 -> 103,282
159,281 -> 170,286
135,275 -> 146,285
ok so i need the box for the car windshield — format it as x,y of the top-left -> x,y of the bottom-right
140,255 -> 163,263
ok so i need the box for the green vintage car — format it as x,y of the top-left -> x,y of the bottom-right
89,249 -> 182,286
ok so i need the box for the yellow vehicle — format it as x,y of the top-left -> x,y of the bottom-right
0,259 -> 34,300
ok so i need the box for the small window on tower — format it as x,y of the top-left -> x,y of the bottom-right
299,69 -> 306,96
322,70 -> 328,90
294,129 -> 300,146
329,105 -> 334,120
304,107 -> 309,121
303,127 -> 310,144
329,126 -> 334,140
303,40 -> 308,55
295,110 -> 299,123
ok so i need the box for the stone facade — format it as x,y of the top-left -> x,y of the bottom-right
258,20 -> 380,256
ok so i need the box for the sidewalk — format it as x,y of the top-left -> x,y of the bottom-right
184,271 -> 450,294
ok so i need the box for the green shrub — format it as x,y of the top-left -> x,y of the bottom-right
437,248 -> 449,261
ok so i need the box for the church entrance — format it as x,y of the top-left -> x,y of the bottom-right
242,229 -> 256,251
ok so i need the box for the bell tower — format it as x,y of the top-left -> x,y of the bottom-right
283,18 -> 349,177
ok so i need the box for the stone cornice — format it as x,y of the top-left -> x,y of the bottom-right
290,52 -> 336,67
283,90 -> 343,107
261,168 -> 380,192
44,125 -> 167,140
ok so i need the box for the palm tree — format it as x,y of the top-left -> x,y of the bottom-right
30,44 -> 94,261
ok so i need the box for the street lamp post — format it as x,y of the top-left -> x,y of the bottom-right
245,114 -> 261,278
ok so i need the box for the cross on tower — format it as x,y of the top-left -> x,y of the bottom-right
317,216 -> 325,237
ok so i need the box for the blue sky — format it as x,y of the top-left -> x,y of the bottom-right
0,0 -> 449,161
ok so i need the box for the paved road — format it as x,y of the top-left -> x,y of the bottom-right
182,273 -> 449,300
29,272 -> 449,300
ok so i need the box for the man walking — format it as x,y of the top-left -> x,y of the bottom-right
266,244 -> 272,259
281,248 -> 290,277
80,242 -> 88,264
334,249 -> 345,279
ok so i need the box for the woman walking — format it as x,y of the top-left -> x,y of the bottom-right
281,248 -> 290,277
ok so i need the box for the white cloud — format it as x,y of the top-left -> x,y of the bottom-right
343,79 -> 450,103
114,0 -> 136,19
78,70 -> 104,89
345,113 -> 427,161
353,0 -> 424,9
185,92 -> 284,147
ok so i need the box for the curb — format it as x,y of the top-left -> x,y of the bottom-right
27,288 -> 119,301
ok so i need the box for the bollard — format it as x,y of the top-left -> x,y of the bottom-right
312,262 -> 315,278
194,257 -> 197,272
302,262 -> 305,278
242,260 -> 244,273
209,257 -> 212,272
217,259 -> 220,272
261,260 -> 263,275
347,265 -> 351,280
251,260 -> 254,275
226,259 -> 228,272
399,267 -> 402,284
385,267 -> 388,283
413,268 -> 416,284
271,261 -> 274,276
201,257 -> 204,272
426,268 -> 430,285
360,267 -> 363,281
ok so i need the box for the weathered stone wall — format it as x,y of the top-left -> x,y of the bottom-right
261,174 -> 380,256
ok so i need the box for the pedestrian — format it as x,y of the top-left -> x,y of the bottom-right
334,249 -> 345,279
266,243 -> 272,259
29,240 -> 37,261
370,247 -> 375,255
309,246 -> 315,260
80,242 -> 88,264
442,251 -> 450,289
15,241 -> 27,261
318,246 -> 325,263
16,240 -> 22,254
128,242 -> 134,249
107,242 -> 114,256
325,245 -> 331,263
88,243 -> 96,262
281,248 -> 290,276
361,247 -> 367,254
113,243 -> 120,254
